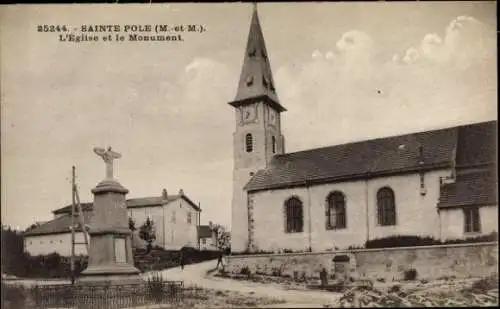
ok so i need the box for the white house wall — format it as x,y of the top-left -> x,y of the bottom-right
200,237 -> 217,250
128,200 -> 199,250
128,206 -> 165,247
250,169 -> 452,252
24,232 -> 89,256
439,205 -> 498,240
163,199 -> 199,250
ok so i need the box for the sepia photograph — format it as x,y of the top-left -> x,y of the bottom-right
1,1 -> 497,308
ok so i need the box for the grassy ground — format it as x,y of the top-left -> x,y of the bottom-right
213,272 -> 310,291
1,284 -> 285,309
214,271 -> 499,307
175,287 -> 286,308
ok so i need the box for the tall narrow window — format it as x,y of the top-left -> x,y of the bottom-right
245,133 -> 253,152
464,208 -> 481,233
377,187 -> 396,226
326,191 -> 346,229
284,197 -> 303,233
272,136 -> 276,153
187,212 -> 192,224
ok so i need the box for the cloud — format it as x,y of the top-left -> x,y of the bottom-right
403,47 -> 420,64
420,33 -> 444,61
395,15 -> 496,68
336,30 -> 374,54
311,49 -> 323,59
273,21 -> 496,151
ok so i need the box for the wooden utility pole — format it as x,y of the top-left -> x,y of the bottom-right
198,202 -> 201,250
74,185 -> 90,253
70,166 -> 76,285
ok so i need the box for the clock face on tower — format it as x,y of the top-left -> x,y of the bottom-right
241,105 -> 257,124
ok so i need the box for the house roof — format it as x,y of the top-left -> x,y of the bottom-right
455,121 -> 497,168
53,194 -> 201,215
126,195 -> 182,208
245,121 -> 497,192
53,203 -> 94,215
24,212 -> 93,236
438,169 -> 498,209
197,225 -> 213,238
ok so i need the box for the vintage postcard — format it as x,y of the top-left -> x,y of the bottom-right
1,1 -> 497,308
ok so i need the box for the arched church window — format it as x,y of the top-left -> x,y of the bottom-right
245,133 -> 253,153
272,136 -> 276,153
326,191 -> 346,229
285,197 -> 303,233
377,187 -> 396,226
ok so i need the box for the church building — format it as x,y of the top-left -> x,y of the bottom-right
230,7 -> 498,253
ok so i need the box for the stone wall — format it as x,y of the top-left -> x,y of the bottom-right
226,242 -> 498,282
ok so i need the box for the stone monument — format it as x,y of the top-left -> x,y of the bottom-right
79,147 -> 141,284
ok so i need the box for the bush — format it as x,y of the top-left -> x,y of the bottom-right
1,282 -> 27,309
403,268 -> 418,281
240,266 -> 251,276
443,232 -> 498,245
365,232 -> 498,249
366,235 -> 440,249
146,272 -> 166,302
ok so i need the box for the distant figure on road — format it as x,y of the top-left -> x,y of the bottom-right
216,250 -> 224,269
180,251 -> 185,270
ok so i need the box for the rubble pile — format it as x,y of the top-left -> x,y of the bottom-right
338,276 -> 499,307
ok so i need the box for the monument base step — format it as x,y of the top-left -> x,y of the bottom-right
77,273 -> 144,286
81,263 -> 140,274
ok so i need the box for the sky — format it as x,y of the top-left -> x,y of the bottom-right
1,2 -> 497,231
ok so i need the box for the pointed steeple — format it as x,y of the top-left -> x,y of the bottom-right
229,4 -> 286,112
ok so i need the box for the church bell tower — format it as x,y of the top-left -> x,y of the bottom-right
229,4 -> 286,253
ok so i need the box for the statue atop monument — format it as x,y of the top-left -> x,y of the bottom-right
93,146 -> 121,180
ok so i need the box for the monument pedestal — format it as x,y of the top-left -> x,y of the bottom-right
78,179 -> 142,285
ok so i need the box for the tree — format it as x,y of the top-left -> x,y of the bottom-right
128,217 -> 136,231
1,225 -> 25,276
139,217 -> 156,253
209,222 -> 231,252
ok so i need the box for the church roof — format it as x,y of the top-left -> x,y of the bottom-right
245,121 -> 497,192
228,5 -> 286,112
438,169 -> 497,209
